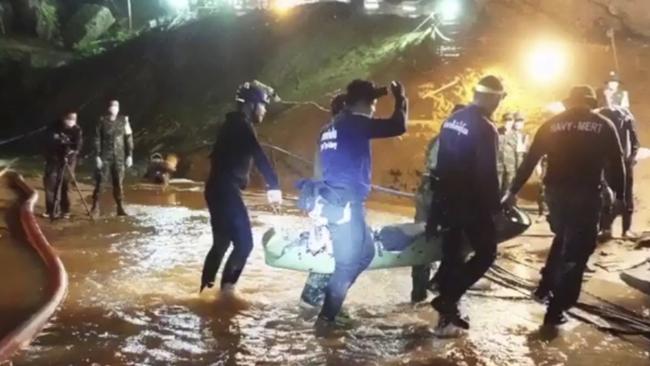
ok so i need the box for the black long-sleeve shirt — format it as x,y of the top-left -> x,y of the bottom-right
44,121 -> 83,164
318,96 -> 408,199
208,111 -> 279,190
436,104 -> 500,212
510,107 -> 625,199
597,106 -> 640,162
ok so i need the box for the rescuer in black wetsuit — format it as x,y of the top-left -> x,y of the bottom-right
200,82 -> 283,295
503,86 -> 625,326
597,88 -> 640,240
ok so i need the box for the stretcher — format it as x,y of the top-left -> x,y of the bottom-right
263,207 -> 531,273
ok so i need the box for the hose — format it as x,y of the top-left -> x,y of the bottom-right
485,261 -> 650,340
0,171 -> 69,363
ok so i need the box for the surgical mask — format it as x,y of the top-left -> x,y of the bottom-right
64,118 -> 76,128
514,121 -> 524,131
505,120 -> 514,130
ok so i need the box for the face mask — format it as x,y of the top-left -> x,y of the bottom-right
64,118 -> 76,128
514,121 -> 524,130
505,121 -> 514,130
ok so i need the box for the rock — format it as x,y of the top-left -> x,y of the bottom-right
34,0 -> 59,41
9,0 -> 59,41
0,1 -> 13,34
63,4 -> 115,48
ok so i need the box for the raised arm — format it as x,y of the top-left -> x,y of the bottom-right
364,82 -> 408,139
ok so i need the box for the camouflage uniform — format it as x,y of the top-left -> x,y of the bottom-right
92,115 -> 134,213
499,130 -> 529,194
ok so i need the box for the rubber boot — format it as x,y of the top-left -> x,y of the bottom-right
116,201 -> 128,216
90,200 -> 100,218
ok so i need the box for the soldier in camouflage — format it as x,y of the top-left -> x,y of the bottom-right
499,112 -> 529,195
91,100 -> 134,217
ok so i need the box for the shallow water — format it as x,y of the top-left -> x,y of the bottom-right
6,185 -> 650,366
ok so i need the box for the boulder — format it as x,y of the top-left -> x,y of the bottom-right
9,0 -> 60,41
63,4 -> 115,48
0,1 -> 13,34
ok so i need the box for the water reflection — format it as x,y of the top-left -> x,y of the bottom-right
9,187 -> 650,365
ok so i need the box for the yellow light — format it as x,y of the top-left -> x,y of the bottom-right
525,41 -> 568,85
546,101 -> 566,114
273,0 -> 294,14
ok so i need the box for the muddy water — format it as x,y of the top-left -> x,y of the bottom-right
7,186 -> 650,366
0,180 -> 48,338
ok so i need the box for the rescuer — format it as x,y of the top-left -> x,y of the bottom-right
430,75 -> 504,337
503,85 -> 625,326
43,111 -> 83,219
597,87 -> 640,240
91,100 -> 134,217
314,79 -> 408,332
200,82 -> 283,297
299,93 -> 347,313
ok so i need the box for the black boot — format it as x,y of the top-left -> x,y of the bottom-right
116,201 -> 128,216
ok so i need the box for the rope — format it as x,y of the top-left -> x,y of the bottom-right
0,126 -> 47,147
260,142 -> 416,199
485,261 -> 650,339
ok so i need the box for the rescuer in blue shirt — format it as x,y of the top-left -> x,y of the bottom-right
430,75 -> 505,337
201,82 -> 283,297
315,79 -> 408,331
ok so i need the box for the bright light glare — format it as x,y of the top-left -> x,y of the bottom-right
402,4 -> 417,12
166,0 -> 189,11
436,0 -> 462,21
526,41 -> 568,85
273,0 -> 294,14
365,0 -> 379,10
546,101 -> 566,114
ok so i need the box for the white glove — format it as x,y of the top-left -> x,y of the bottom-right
501,191 -> 515,207
96,157 -> 103,170
126,156 -> 133,168
267,189 -> 283,205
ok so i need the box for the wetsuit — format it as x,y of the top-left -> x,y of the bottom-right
597,106 -> 639,234
202,111 -> 279,289
43,121 -> 83,217
509,107 -> 625,318
433,104 -> 500,311
317,97 -> 407,321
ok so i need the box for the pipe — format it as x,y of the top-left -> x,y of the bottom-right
0,171 -> 69,363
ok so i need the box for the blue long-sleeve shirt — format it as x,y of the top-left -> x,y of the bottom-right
208,111 -> 279,190
436,104 -> 500,212
319,97 -> 408,200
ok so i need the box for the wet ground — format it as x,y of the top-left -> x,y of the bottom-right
1,179 -> 647,366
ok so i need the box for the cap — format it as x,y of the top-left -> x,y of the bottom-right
346,79 -> 388,104
330,93 -> 347,115
563,85 -> 598,108
474,75 -> 506,95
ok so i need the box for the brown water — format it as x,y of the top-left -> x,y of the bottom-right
6,185 -> 650,366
